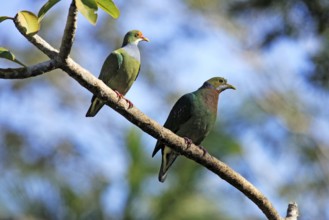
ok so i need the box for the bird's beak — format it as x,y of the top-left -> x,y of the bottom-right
217,83 -> 236,92
225,83 -> 236,90
141,35 -> 150,42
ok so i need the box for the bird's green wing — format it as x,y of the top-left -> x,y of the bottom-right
135,64 -> 141,81
152,93 -> 194,157
98,51 -> 123,83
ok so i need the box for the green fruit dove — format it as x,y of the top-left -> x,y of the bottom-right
152,77 -> 236,182
86,30 -> 149,117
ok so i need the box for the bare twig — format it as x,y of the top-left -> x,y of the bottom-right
59,0 -> 78,59
285,202 -> 299,220
14,32 -> 58,59
0,60 -> 57,79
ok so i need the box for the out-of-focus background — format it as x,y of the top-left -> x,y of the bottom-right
0,0 -> 328,219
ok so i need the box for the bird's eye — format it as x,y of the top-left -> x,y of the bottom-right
219,79 -> 224,83
135,33 -> 139,37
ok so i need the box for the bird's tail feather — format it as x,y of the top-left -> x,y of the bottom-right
86,97 -> 104,117
158,147 -> 178,182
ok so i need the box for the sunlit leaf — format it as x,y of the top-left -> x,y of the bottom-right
15,11 -> 40,35
82,0 -> 98,10
0,47 -> 26,67
0,16 -> 13,23
96,0 -> 120,19
38,0 -> 61,22
76,0 -> 98,25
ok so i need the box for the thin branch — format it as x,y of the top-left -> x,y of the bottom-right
285,202 -> 299,220
59,0 -> 78,59
0,60 -> 57,79
16,33 -> 58,59
13,16 -> 58,59
60,57 -> 282,220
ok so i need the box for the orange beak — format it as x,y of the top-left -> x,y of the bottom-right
141,35 -> 150,42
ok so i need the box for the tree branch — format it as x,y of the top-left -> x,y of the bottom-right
13,15 -> 58,59
15,33 -> 58,59
285,202 -> 299,220
60,57 -> 284,220
59,0 -> 78,59
0,60 -> 57,79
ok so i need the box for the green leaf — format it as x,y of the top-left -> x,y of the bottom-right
96,0 -> 120,19
0,16 -> 13,23
38,0 -> 61,22
76,0 -> 98,25
15,11 -> 40,35
0,47 -> 26,67
82,0 -> 98,10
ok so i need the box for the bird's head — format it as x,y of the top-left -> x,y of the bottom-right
123,30 -> 149,46
202,77 -> 236,93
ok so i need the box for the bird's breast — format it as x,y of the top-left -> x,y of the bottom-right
177,104 -> 216,145
109,53 -> 140,95
122,44 -> 141,61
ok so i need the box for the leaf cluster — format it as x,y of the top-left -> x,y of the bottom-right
0,0 -> 120,66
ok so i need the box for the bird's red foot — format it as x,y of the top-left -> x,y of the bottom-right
184,137 -> 193,148
114,90 -> 124,101
198,145 -> 208,156
114,90 -> 134,109
124,98 -> 134,109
